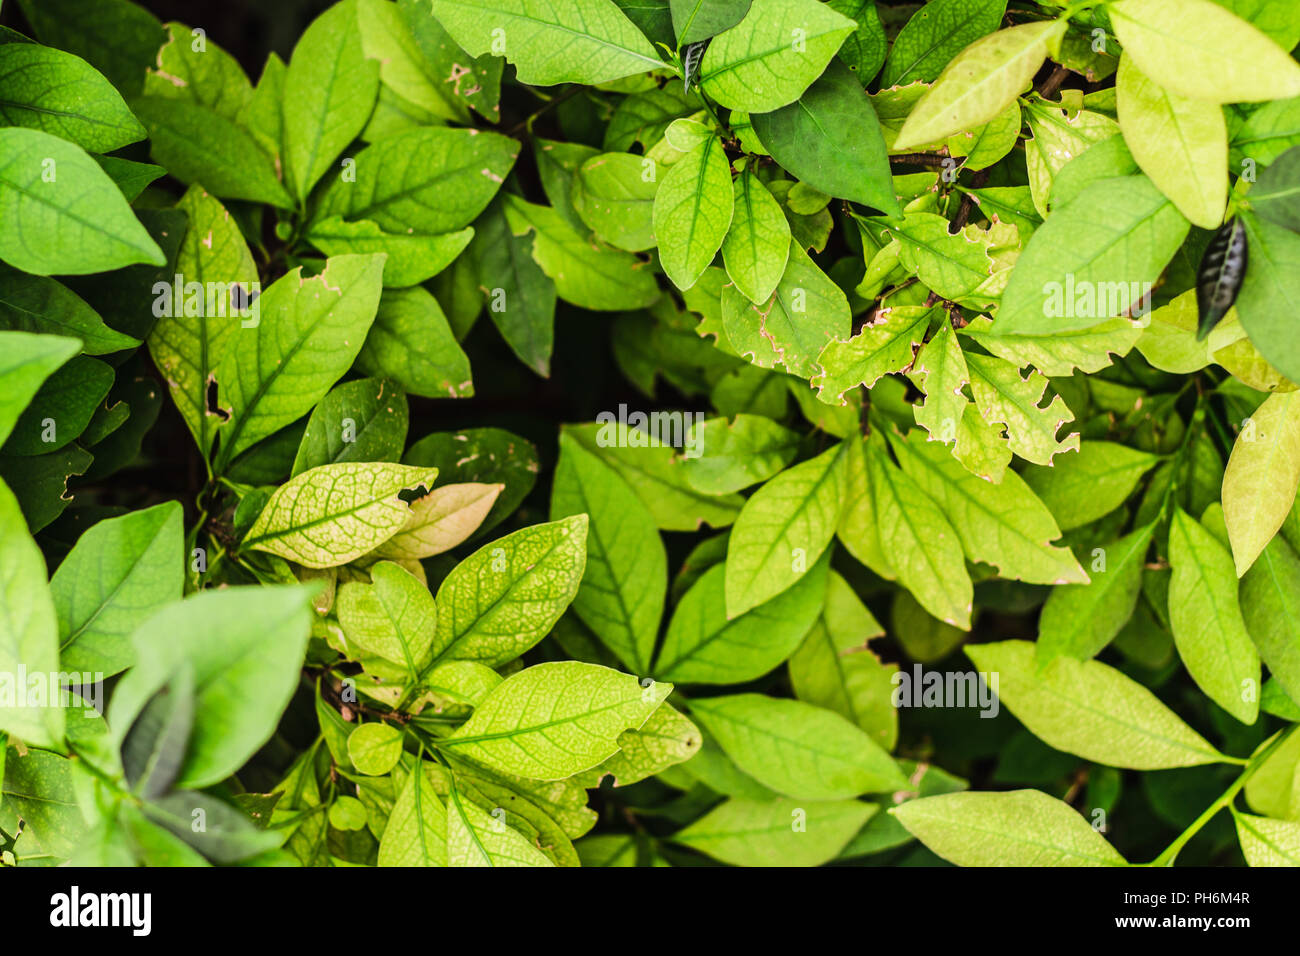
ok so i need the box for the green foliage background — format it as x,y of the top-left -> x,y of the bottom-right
2,0 -> 1300,868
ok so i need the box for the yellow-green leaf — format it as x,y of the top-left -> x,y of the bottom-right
966,640 -> 1228,768
894,21 -> 1067,150
1116,56 -> 1227,229
1169,507 -> 1260,723
1109,0 -> 1300,104
243,463 -> 438,569
1223,391 -> 1300,576
442,662 -> 671,779
892,789 -> 1126,866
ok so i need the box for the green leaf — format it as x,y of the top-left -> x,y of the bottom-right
680,413 -> 800,494
1047,133 -> 1139,212
689,693 -> 908,799
658,553 -> 829,683
577,702 -> 702,787
653,134 -> 733,292
723,442 -> 845,617
995,174 -> 1189,336
1109,0 -> 1300,104
1245,718 -> 1300,813
307,218 -> 474,289
536,134 -> 602,223
318,126 -> 518,234
0,263 -> 138,355
907,320 -> 966,432
889,429 -> 1088,585
243,462 -> 438,569
503,195 -> 660,311
51,501 -> 183,676
1029,106 -> 1124,218
445,780 -> 554,866
671,0 -> 751,44
947,100 -> 1021,171
107,585 -> 316,788
358,286 -> 473,399
1241,534 -> 1300,706
572,151 -> 658,252
882,0 -> 1006,87
788,570 -> 895,747
358,0 -> 492,124
0,443 -> 92,532
720,169 -> 790,304
469,197 -> 557,376
0,42 -> 145,152
566,421 -> 745,530
338,561 -> 437,676
143,22 -> 253,122
2,353 -> 111,455
550,432 -> 666,674
131,97 -> 294,209
675,796 -> 874,866
1168,507 -> 1260,723
892,789 -> 1126,866
964,352 -> 1080,466
699,0 -> 856,113
0,476 -> 63,747
1250,145 -> 1300,234
1115,56 -> 1227,230
147,187 -> 258,460
880,213 -> 1013,309
1,747 -> 86,859
1230,94 -> 1300,167
377,762 -> 448,866
867,436 -> 973,628
1214,0 -> 1300,49
894,20 -> 1066,150
1235,811 -> 1300,866
961,314 -> 1140,377
723,239 -> 851,380
1037,523 -> 1154,663
442,756 -> 596,839
291,378 -> 409,477
429,515 -> 588,667
15,0 -> 165,96
428,0 -> 664,85
1223,391 -> 1300,577
443,662 -> 671,778
329,796 -> 368,831
1021,440 -> 1160,531
603,90 -> 696,154
827,0 -> 886,83
909,323 -> 994,473
0,331 -> 79,449
751,60 -> 899,216
347,722 -> 404,775
439,766 -> 582,865
958,184 -> 1042,234
284,0 -> 380,202
1235,211 -> 1300,384
813,304 -> 932,405
214,254 -> 386,471
965,639 -> 1228,769
0,128 -> 165,275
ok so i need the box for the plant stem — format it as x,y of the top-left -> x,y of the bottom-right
693,87 -> 729,138
1146,725 -> 1297,866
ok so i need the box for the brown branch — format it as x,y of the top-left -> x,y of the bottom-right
1036,64 -> 1071,101
889,151 -> 952,170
